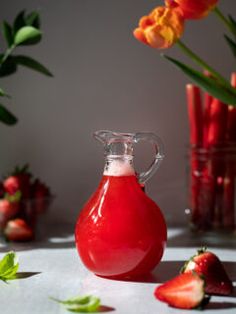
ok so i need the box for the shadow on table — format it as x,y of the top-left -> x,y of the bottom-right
14,272 -> 41,279
0,215 -> 75,252
98,305 -> 115,312
114,260 -> 185,284
206,301 -> 236,310
154,261 -> 236,283
167,228 -> 236,249
111,261 -> 236,285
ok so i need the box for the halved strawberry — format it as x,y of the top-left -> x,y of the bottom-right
181,247 -> 233,295
154,272 -> 207,309
4,218 -> 34,242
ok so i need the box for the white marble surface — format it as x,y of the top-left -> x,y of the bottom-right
0,223 -> 236,314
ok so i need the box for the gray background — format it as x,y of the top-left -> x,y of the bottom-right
0,0 -> 235,226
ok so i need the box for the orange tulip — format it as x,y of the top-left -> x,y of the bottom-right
133,6 -> 184,49
165,0 -> 218,20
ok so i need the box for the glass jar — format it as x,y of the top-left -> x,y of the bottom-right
186,144 -> 236,232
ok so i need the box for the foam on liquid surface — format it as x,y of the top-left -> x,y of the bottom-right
104,159 -> 135,176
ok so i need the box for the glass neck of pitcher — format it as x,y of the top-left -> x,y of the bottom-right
103,142 -> 135,176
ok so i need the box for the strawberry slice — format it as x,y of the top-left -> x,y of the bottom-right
181,247 -> 233,295
154,272 -> 206,309
4,218 -> 34,242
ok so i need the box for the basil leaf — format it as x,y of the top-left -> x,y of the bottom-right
13,10 -> 26,35
51,295 -> 101,313
162,54 -> 236,105
0,104 -> 18,125
0,252 -> 19,281
0,56 -> 17,77
14,26 -> 42,46
25,11 -> 40,29
2,21 -> 14,47
14,55 -> 53,77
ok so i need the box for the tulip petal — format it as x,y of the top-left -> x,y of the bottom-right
165,0 -> 218,20
133,6 -> 184,49
133,28 -> 149,45
139,16 -> 154,29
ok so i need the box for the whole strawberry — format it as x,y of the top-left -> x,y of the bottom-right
6,164 -> 32,199
181,247 -> 233,295
4,218 -> 34,242
16,173 -> 31,199
3,176 -> 21,195
154,272 -> 207,309
31,179 -> 51,213
0,199 -> 20,228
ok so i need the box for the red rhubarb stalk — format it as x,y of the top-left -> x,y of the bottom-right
186,85 -> 205,228
207,98 -> 228,147
223,170 -> 235,229
207,98 -> 228,228
223,72 -> 236,229
203,70 -> 213,148
186,84 -> 203,147
227,73 -> 236,142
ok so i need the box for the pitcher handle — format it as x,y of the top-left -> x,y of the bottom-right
134,132 -> 165,184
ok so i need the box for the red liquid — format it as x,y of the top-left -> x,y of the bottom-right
75,175 -> 167,279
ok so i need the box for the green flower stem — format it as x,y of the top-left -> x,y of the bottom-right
0,44 -> 16,65
176,40 -> 229,87
213,6 -> 236,37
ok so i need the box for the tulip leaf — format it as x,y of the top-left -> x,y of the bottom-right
162,54 -> 236,106
0,56 -> 17,77
2,21 -> 14,47
13,55 -> 53,77
0,104 -> 17,125
14,26 -> 42,46
13,10 -> 26,35
228,15 -> 236,38
224,34 -> 236,57
25,11 -> 40,29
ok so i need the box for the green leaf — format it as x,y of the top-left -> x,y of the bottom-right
224,34 -> 236,57
5,191 -> 22,203
51,295 -> 101,313
0,88 -> 10,98
0,104 -> 18,125
228,15 -> 236,38
0,56 -> 17,77
14,26 -> 42,46
25,11 -> 40,29
162,54 -> 236,105
2,21 -> 13,47
14,55 -> 53,77
0,252 -> 19,281
13,10 -> 26,35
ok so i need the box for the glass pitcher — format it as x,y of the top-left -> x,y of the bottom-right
75,130 -> 167,279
